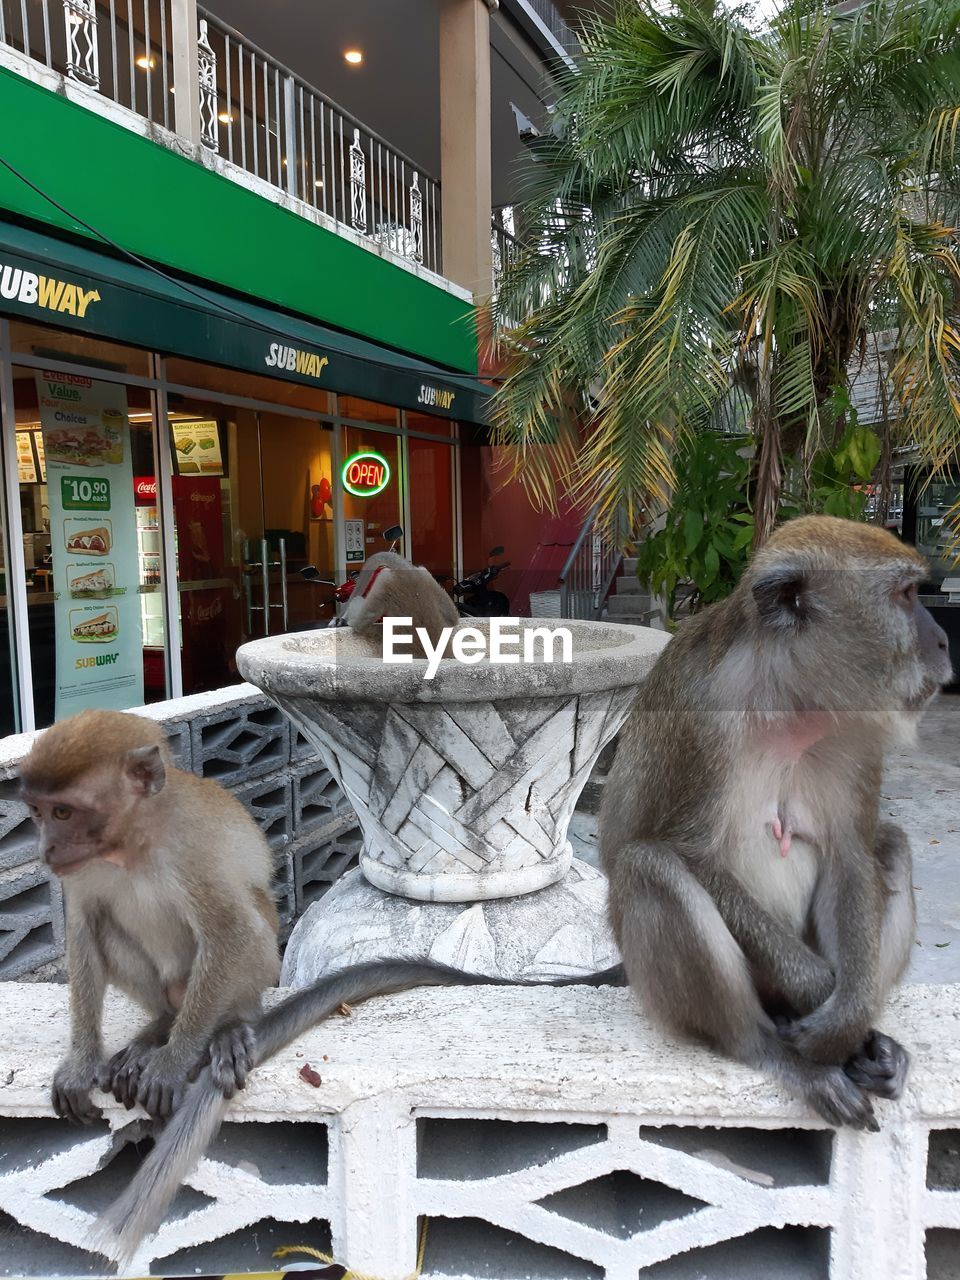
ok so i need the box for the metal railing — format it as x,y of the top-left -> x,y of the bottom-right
492,207 -> 529,327
197,8 -> 441,274
0,0 -> 442,275
522,0 -> 581,57
558,501 -> 625,620
0,0 -> 174,128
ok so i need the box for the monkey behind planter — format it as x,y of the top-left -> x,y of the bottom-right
344,549 -> 460,658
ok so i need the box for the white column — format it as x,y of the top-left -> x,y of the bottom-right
170,0 -> 202,146
331,1099 -> 420,1279
830,1123 -> 927,1280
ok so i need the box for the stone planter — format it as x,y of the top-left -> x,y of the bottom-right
237,620 -> 666,904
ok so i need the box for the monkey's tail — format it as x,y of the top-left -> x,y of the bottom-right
252,959 -> 626,1063
89,959 -> 624,1263
89,1067 -> 226,1266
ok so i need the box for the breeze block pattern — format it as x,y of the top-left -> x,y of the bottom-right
0,685 -> 358,976
0,981 -> 956,1279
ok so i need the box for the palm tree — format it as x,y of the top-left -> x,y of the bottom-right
491,0 -> 960,545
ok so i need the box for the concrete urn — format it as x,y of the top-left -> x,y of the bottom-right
237,619 -> 667,904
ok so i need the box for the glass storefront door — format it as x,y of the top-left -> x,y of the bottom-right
407,435 -> 455,581
166,392 -> 338,694
341,424 -> 403,566
165,391 -> 247,696
259,412 -> 336,630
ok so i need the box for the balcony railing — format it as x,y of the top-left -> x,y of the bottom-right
0,0 -> 442,276
197,8 -> 441,273
1,0 -> 175,128
492,205 -> 525,329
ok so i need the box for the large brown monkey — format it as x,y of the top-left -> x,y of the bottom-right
19,710 -> 280,1124
600,515 -> 952,1130
344,550 -> 460,658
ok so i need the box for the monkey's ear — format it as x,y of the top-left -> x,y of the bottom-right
752,569 -> 811,630
125,744 -> 166,797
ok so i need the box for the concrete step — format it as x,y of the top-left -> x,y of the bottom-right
622,556 -> 639,575
608,592 -> 653,615
602,609 -> 663,628
615,575 -> 642,594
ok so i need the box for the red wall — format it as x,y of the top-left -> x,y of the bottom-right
460,443 -> 586,615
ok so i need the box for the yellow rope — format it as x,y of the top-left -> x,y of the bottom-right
273,1219 -> 429,1280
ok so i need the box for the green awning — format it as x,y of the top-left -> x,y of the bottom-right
0,221 -> 491,423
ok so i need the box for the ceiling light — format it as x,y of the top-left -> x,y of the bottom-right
136,54 -> 155,70
218,110 -> 233,123
344,49 -> 363,65
315,179 -> 324,189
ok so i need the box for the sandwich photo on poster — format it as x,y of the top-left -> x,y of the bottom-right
43,410 -> 124,467
67,562 -> 121,599
69,606 -> 120,643
63,518 -> 113,557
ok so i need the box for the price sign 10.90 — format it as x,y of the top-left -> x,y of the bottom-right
61,476 -> 111,512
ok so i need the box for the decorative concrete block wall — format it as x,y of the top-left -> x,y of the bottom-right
0,685 -> 359,978
0,982 -> 956,1279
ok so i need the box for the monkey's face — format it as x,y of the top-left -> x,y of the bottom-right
887,578 -> 954,713
21,742 -> 167,877
21,788 -> 113,875
746,518 -> 952,723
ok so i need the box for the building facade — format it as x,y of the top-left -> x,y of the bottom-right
0,0 -> 582,731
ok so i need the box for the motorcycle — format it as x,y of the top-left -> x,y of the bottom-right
298,524 -> 404,629
452,545 -> 511,617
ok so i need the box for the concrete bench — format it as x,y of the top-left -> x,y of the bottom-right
0,981 -> 958,1279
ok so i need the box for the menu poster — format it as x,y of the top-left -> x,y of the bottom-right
34,431 -> 46,482
172,420 -> 223,476
36,371 -> 144,718
16,431 -> 37,484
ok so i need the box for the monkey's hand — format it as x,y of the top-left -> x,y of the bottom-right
104,1040 -> 160,1111
52,1053 -> 105,1124
777,996 -> 872,1065
845,1030 -> 910,1100
133,1047 -> 191,1119
203,1022 -> 256,1099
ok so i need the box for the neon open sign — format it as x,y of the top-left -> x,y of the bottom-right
342,451 -> 391,497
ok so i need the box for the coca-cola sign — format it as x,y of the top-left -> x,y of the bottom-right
133,476 -> 157,504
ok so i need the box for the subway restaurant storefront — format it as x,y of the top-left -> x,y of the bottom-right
0,221 -> 489,732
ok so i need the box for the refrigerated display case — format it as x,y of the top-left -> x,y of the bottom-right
134,484 -> 169,698
136,504 -> 164,646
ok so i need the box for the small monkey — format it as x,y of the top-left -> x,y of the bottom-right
601,515 -> 952,1130
344,550 -> 460,659
20,709 -> 280,1124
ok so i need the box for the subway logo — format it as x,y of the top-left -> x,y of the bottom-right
264,342 -> 330,379
0,262 -> 100,318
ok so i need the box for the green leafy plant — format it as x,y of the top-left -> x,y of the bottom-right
635,433 -> 755,617
782,391 -> 883,519
492,0 -> 960,544
636,412 -> 883,618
